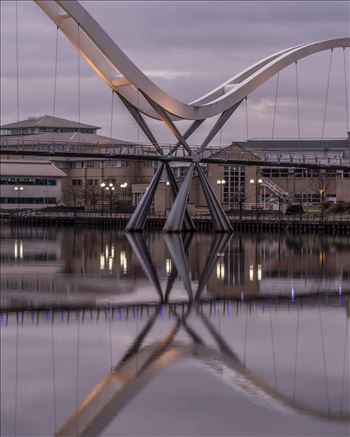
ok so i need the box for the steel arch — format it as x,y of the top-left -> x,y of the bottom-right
34,1 -> 349,120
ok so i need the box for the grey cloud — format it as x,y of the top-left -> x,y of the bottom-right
0,0 -> 349,141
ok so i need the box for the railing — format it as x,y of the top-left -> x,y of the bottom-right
260,178 -> 288,199
1,138 -> 349,166
9,208 -> 350,223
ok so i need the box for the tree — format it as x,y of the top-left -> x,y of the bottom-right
63,185 -> 82,207
81,184 -> 100,210
310,171 -> 335,211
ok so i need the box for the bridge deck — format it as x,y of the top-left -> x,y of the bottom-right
1,143 -> 349,169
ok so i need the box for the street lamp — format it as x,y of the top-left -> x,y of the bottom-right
250,178 -> 263,216
14,186 -> 24,209
110,185 -> 115,209
100,182 -> 106,212
120,182 -> 128,207
104,183 -> 115,210
166,181 -> 171,212
217,179 -> 225,205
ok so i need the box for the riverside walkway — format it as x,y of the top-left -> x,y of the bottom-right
6,209 -> 350,233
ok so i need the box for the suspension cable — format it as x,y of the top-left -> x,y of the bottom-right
269,308 -> 278,388
52,26 -> 59,142
137,89 -> 140,145
343,48 -> 349,133
77,24 -> 81,142
245,97 -> 249,141
340,317 -> 349,413
243,306 -> 248,367
75,311 -> 80,435
292,307 -> 300,401
110,90 -> 114,146
322,49 -> 334,139
272,72 -> 279,139
108,305 -> 113,371
295,61 -> 301,139
319,306 -> 331,413
15,0 -> 20,122
51,315 -> 57,433
14,320 -> 19,437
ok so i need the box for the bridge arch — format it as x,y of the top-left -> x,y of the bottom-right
56,340 -> 350,436
35,1 -> 350,120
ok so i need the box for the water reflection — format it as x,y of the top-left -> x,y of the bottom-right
1,226 -> 349,436
1,230 -> 350,435
1,299 -> 349,435
1,226 -> 350,308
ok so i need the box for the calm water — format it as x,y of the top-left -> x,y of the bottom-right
1,226 -> 349,436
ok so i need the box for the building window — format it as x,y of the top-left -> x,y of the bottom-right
261,168 -> 289,178
86,179 -> 99,186
72,179 -> 82,186
0,197 -> 57,204
85,161 -> 101,168
294,168 -> 321,178
71,161 -> 84,169
294,193 -> 320,204
0,177 -> 57,186
142,161 -> 153,168
223,165 -> 245,208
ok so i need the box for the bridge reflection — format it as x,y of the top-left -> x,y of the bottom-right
1,232 -> 349,436
1,227 -> 350,310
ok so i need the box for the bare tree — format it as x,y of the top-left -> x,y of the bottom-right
81,184 -> 100,210
310,171 -> 335,211
63,185 -> 82,207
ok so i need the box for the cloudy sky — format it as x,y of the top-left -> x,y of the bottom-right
1,1 -> 349,145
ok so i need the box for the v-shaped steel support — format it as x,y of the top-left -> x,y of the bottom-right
199,100 -> 243,153
116,92 -> 163,155
125,233 -> 163,298
141,92 -> 193,156
196,164 -> 233,232
125,163 -> 165,231
163,233 -> 193,299
165,163 -> 195,232
163,163 -> 195,232
119,93 -> 197,232
121,93 -> 240,233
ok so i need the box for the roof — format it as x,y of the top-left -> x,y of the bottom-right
0,160 -> 67,178
0,131 -> 132,146
237,138 -> 348,151
0,115 -> 100,130
208,142 -> 260,160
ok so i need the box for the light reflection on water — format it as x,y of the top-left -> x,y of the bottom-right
1,226 -> 350,307
0,226 -> 349,436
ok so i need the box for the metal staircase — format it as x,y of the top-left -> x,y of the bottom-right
260,178 -> 289,201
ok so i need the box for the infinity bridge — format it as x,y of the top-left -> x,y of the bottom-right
3,0 -> 349,232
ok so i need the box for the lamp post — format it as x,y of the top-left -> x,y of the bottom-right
217,179 -> 225,206
14,186 -> 24,210
100,182 -> 106,213
166,181 -> 171,213
239,192 -> 245,220
249,178 -> 263,219
107,183 -> 115,210
120,182 -> 128,209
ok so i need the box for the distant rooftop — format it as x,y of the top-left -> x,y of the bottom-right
237,138 -> 348,151
0,160 -> 67,178
1,115 -> 100,131
0,131 -> 131,146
